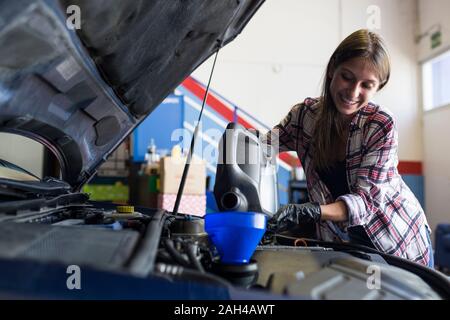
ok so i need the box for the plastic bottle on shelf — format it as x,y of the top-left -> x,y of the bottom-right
171,144 -> 182,159
145,138 -> 157,165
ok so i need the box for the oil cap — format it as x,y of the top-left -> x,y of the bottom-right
116,205 -> 134,214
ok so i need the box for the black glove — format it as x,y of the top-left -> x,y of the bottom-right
269,202 -> 321,232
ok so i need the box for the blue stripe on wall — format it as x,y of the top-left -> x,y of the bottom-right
402,175 -> 425,208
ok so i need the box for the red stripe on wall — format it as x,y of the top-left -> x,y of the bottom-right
397,161 -> 422,175
279,157 -> 422,175
182,77 -> 255,130
282,158 -> 422,175
182,77 -> 234,122
279,153 -> 301,167
182,77 -> 296,167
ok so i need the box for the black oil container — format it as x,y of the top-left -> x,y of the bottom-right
213,123 -> 278,216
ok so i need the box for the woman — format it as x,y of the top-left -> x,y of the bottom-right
267,29 -> 433,267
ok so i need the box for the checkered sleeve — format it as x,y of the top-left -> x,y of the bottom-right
338,112 -> 397,227
263,103 -> 303,154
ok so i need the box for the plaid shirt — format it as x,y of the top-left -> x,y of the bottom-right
269,97 -> 431,266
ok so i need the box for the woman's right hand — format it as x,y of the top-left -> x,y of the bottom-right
269,202 -> 322,232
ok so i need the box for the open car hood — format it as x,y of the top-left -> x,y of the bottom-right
0,0 -> 264,190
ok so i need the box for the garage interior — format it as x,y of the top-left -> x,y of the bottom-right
0,0 -> 449,300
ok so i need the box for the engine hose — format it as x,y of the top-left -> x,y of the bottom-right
155,263 -> 232,289
163,238 -> 191,267
185,242 -> 205,273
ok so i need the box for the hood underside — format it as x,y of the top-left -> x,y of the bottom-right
0,0 -> 264,190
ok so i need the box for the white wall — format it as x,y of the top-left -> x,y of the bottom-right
0,133 -> 43,178
193,0 -> 422,161
417,0 -> 450,62
194,0 -> 340,127
423,107 -> 450,232
341,0 -> 422,161
419,0 -> 450,232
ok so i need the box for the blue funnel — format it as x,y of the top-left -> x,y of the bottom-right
204,211 -> 267,265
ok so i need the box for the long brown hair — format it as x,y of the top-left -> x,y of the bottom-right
313,29 -> 391,171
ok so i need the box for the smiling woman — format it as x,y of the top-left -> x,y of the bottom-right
316,30 -> 390,169
266,29 -> 433,268
329,59 -> 380,119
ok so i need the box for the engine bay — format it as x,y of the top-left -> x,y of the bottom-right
0,201 -> 444,300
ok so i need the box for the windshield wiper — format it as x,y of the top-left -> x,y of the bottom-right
0,177 -> 71,196
0,187 -> 28,200
0,193 -> 89,215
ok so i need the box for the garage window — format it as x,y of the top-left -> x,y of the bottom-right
422,49 -> 450,111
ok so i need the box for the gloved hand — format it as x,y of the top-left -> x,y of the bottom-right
268,202 -> 322,232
